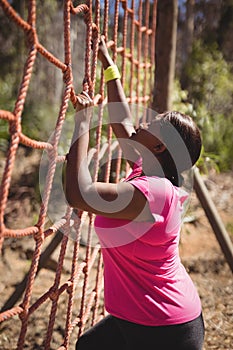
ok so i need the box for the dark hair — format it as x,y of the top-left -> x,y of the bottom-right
155,111 -> 202,187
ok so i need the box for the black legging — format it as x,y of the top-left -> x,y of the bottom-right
76,313 -> 205,350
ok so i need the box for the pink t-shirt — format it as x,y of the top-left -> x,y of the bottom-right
94,162 -> 202,326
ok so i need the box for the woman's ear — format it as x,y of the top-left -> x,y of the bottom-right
153,143 -> 166,155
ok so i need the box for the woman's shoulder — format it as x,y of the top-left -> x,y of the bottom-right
127,174 -> 173,204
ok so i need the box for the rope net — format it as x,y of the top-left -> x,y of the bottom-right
0,0 -> 157,349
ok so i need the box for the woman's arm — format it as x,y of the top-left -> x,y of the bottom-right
98,37 -> 139,167
65,93 -> 152,221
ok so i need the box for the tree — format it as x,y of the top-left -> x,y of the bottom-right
217,0 -> 233,63
152,0 -> 178,112
180,0 -> 194,89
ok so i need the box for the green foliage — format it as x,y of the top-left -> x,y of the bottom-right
0,74 -> 17,152
22,102 -> 59,142
173,40 -> 233,171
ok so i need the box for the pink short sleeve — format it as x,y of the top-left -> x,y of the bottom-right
129,175 -> 173,223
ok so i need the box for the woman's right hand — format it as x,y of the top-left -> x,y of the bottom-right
97,36 -> 114,68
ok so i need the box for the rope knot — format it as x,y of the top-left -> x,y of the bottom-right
49,287 -> 59,301
33,227 -> 44,242
19,306 -> 28,321
47,146 -> 57,161
9,120 -> 19,135
92,23 -> 99,40
83,264 -> 88,274
26,27 -> 38,48
67,282 -> 73,295
63,65 -> 73,86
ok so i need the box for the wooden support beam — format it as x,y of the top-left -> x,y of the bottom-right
194,167 -> 233,272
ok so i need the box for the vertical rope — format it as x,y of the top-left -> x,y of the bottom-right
17,231 -> 44,350
77,214 -> 93,337
83,1 -> 93,95
121,0 -> 127,86
91,1 -> 100,93
63,212 -> 83,348
149,1 -> 158,112
44,208 -> 72,349
129,0 -> 135,101
103,0 -> 120,183
142,0 -> 150,108
136,0 -> 142,126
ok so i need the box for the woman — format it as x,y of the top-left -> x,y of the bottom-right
65,37 -> 205,350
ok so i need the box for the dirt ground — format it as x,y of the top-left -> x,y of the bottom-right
0,153 -> 232,349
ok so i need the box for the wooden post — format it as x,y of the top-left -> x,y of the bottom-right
152,0 -> 178,112
194,167 -> 233,272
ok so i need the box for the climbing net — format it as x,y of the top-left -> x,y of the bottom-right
0,0 -> 157,349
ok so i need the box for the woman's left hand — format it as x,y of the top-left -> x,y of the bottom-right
75,91 -> 93,112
